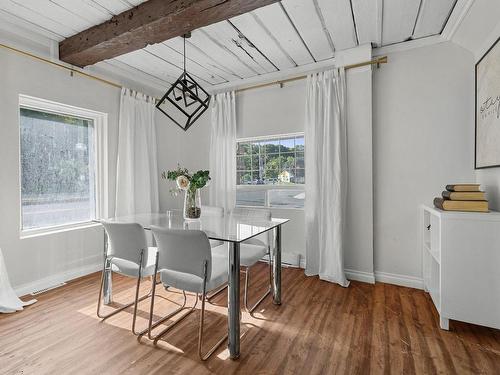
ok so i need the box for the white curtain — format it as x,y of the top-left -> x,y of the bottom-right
305,68 -> 349,287
0,248 -> 36,313
209,91 -> 237,213
95,113 -> 109,219
115,88 -> 159,216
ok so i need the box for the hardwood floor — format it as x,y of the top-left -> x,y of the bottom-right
1,264 -> 499,374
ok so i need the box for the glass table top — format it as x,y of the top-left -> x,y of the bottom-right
101,211 -> 289,243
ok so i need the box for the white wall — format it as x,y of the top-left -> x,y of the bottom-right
156,46 -> 375,275
0,47 -> 121,293
344,64 -> 374,278
156,112 -> 188,211
373,41 -> 475,281
452,0 -> 500,210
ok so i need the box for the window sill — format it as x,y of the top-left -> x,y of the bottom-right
236,205 -> 304,211
236,185 -> 304,189
20,221 -> 102,239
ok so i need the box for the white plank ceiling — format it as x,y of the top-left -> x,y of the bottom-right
0,0 -> 458,88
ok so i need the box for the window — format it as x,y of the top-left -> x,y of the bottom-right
19,97 -> 102,232
236,133 -> 305,209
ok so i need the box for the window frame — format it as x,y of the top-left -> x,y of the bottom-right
236,132 -> 305,210
18,95 -> 107,237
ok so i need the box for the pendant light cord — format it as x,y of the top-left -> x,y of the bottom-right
183,36 -> 186,73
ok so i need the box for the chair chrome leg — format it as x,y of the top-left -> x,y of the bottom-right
268,250 -> 274,300
137,290 -> 189,340
131,251 -> 144,335
146,261 -> 228,360
97,250 -> 151,332
141,252 -> 198,342
198,261 -> 228,361
198,292 -> 228,360
206,283 -> 227,300
151,294 -> 199,344
244,265 -> 271,313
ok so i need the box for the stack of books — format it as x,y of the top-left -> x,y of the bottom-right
434,184 -> 488,212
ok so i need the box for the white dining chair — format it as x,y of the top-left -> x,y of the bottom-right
201,205 -> 224,248
97,221 -> 157,335
212,207 -> 273,313
145,227 -> 228,361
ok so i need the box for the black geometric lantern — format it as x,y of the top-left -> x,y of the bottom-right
156,32 -> 210,131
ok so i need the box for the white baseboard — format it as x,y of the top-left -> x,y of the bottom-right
345,269 -> 376,284
374,271 -> 424,290
299,258 -> 306,269
299,258 -> 423,289
14,262 -> 101,297
12,259 -> 424,297
281,252 -> 301,267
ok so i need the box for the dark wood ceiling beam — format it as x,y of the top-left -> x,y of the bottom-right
59,0 -> 279,67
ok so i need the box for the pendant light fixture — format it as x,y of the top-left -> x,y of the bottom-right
156,32 -> 210,131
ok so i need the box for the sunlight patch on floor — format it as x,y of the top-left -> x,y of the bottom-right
154,340 -> 185,354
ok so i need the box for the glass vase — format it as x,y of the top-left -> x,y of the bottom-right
183,188 -> 201,220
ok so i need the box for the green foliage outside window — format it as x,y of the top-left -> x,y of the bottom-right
236,135 -> 305,186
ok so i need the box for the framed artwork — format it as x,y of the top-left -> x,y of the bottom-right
475,36 -> 500,169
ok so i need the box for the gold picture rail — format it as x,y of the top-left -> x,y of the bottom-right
0,42 -> 387,95
235,55 -> 388,93
0,43 -> 122,89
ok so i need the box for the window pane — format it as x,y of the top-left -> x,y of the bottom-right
296,152 -> 304,168
250,142 -> 260,155
295,168 -> 305,184
260,139 -> 279,154
264,154 -> 280,182
295,136 -> 304,151
20,107 -> 95,230
280,137 -> 295,152
235,133 -> 305,208
237,155 -> 251,170
268,189 -> 305,208
236,189 -> 266,206
280,153 -> 296,170
251,170 -> 264,185
237,142 -> 251,156
237,171 -> 253,185
252,155 -> 261,170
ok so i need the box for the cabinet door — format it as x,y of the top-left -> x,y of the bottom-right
441,218 -> 500,329
430,214 -> 441,259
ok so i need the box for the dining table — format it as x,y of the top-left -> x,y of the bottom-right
98,211 -> 289,359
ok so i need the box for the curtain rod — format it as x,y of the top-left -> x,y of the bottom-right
0,43 -> 123,89
234,55 -> 388,93
1,42 -> 387,97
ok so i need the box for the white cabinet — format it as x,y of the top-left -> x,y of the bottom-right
421,205 -> 500,330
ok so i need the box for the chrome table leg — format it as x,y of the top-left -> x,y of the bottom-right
272,225 -> 282,305
227,241 -> 240,359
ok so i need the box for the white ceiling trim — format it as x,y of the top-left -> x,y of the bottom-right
441,0 -> 475,40
373,34 -> 446,56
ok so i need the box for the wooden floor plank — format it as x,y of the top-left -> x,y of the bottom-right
1,264 -> 499,374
